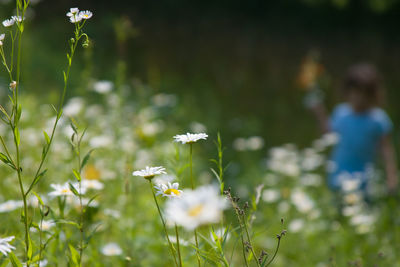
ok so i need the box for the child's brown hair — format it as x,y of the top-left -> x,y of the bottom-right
343,63 -> 383,105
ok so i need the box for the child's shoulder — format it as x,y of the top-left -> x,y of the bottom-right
332,103 -> 352,118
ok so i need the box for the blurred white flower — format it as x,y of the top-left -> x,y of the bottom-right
2,19 -> 14,27
154,182 -> 182,198
141,121 -> 164,136
93,80 -> 113,94
38,220 -> 55,231
350,214 -> 375,228
89,135 -> 113,148
101,243 -> 122,256
233,136 -> 264,151
11,16 -> 23,23
189,122 -> 207,133
262,189 -> 280,203
267,145 -> 300,176
168,235 -> 189,246
173,133 -> 208,144
210,227 -> 230,243
342,205 -> 362,217
63,97 -> 84,116
79,10 -> 93,20
132,166 -> 166,180
301,148 -> 324,171
0,236 -> 15,256
247,136 -> 264,150
81,179 -> 104,191
0,200 -> 23,213
151,93 -> 177,107
48,182 -> 85,198
104,209 -> 121,219
233,138 -> 247,151
343,193 -> 362,205
291,189 -> 314,213
300,174 -> 322,187
340,178 -> 361,192
0,33 -> 4,45
288,219 -> 304,233
165,185 -> 227,230
153,174 -> 176,185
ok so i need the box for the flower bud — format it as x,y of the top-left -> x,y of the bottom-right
9,81 -> 17,90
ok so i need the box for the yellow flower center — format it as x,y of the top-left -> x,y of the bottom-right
61,189 -> 70,194
164,188 -> 181,196
188,205 -> 204,217
84,165 -> 101,180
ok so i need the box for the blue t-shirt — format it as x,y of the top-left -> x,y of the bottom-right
328,103 -> 393,190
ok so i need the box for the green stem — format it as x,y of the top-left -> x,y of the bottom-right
175,224 -> 183,267
265,237 -> 282,267
242,215 -> 261,267
149,180 -> 179,267
189,144 -> 201,267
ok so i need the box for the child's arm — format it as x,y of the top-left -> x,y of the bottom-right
380,134 -> 398,193
303,90 -> 330,133
309,103 -> 330,134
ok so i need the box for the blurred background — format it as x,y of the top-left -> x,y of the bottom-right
0,1 -> 400,265
1,0 -> 400,149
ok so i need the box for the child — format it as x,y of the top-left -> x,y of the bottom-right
306,63 -> 398,194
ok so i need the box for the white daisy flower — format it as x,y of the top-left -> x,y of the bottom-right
0,200 -> 23,213
0,236 -> 15,256
48,182 -> 85,198
165,185 -> 228,230
79,10 -> 93,20
69,14 -> 83,23
132,166 -> 166,180
101,243 -> 122,256
2,19 -> 14,27
173,132 -> 208,144
66,8 -> 79,17
154,182 -> 183,198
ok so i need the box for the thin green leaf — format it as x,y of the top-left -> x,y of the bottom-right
81,149 -> 94,171
72,169 -> 81,182
43,131 -> 50,144
69,243 -> 80,266
9,252 -> 23,267
14,127 -> 20,146
68,182 -> 80,196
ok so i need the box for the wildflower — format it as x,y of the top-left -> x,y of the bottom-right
132,166 -> 166,180
84,164 -> 101,180
0,33 -> 4,46
0,236 -> 15,256
92,80 -> 113,94
2,19 -> 14,27
69,14 -> 82,23
75,179 -> 104,191
0,200 -> 23,213
11,16 -> 23,23
48,182 -> 85,197
165,185 -> 228,230
79,10 -> 93,20
262,189 -> 280,203
66,8 -> 79,17
290,189 -> 314,213
154,182 -> 182,198
288,219 -> 304,233
173,133 -> 208,144
101,243 -> 122,256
